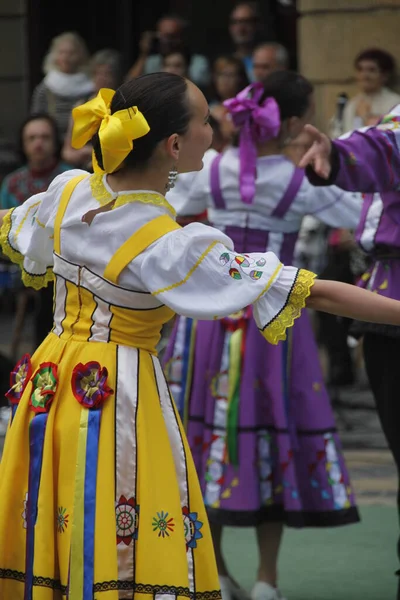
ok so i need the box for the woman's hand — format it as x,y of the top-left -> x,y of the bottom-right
298,124 -> 333,179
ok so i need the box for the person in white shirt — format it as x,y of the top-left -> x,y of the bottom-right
343,47 -> 400,132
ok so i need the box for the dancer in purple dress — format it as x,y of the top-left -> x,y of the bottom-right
163,71 -> 364,600
300,104 -> 400,600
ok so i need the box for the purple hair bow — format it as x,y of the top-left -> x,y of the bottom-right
223,82 -> 281,204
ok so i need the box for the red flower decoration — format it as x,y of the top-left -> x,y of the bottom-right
29,362 -> 58,414
71,361 -> 113,409
6,354 -> 32,405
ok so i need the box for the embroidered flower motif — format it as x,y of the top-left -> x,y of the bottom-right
71,361 -> 113,409
234,255 -> 250,268
380,113 -> 400,125
377,120 -> 400,131
219,252 -> 231,266
152,511 -> 175,538
220,251 -> 265,282
249,270 -> 262,280
116,495 -> 139,545
29,362 -> 58,414
57,506 -> 69,533
6,354 -> 32,405
182,506 -> 203,550
22,492 -> 28,529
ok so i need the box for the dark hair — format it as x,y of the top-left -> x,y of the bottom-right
206,55 -> 250,103
92,73 -> 191,171
259,70 -> 313,120
231,71 -> 313,147
231,1 -> 260,19
157,13 -> 188,30
354,48 -> 396,77
18,113 -> 62,164
162,47 -> 192,70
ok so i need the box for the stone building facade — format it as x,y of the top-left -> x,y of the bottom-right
298,0 -> 400,131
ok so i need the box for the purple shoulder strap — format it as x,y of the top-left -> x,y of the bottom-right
271,167 -> 305,218
209,153 -> 226,209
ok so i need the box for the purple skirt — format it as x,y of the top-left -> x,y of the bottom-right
163,309 -> 359,528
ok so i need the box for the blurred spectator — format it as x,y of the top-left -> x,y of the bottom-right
252,42 -> 289,82
62,48 -> 123,169
30,32 -> 94,141
207,55 -> 249,107
0,115 -> 70,209
89,48 -> 123,90
207,114 -> 227,154
126,15 -> 210,88
210,104 -> 236,147
0,115 -> 71,356
343,48 -> 400,132
229,2 -> 263,81
162,48 -> 191,78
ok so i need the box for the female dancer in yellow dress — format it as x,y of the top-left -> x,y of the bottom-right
1,73 -> 400,600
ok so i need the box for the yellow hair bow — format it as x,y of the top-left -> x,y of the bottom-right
71,88 -> 150,173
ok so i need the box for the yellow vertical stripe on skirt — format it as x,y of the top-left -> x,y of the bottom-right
153,356 -> 220,596
68,408 -> 89,599
135,351 -> 189,589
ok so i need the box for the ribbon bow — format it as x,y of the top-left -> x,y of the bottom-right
224,83 -> 280,204
71,88 -> 150,174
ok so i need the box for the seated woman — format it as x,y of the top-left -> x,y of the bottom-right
342,47 -> 400,132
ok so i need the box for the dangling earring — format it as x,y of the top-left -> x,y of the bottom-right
165,167 -> 178,192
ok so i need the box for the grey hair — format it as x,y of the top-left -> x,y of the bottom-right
89,48 -> 123,80
255,42 -> 289,69
42,31 -> 90,75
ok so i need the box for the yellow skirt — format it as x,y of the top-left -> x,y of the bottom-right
0,333 -> 220,600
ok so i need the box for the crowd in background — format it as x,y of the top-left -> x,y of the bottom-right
0,0 -> 399,403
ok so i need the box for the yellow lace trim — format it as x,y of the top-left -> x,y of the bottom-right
0,209 -> 54,290
261,268 -> 316,345
89,174 -> 176,216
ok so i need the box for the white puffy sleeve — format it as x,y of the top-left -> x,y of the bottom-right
0,169 -> 86,288
301,178 -> 363,229
140,222 -> 316,345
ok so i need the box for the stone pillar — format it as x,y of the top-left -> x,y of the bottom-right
298,0 -> 400,131
0,0 -> 28,160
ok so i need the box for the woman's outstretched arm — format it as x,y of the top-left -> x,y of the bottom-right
307,279 -> 400,325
